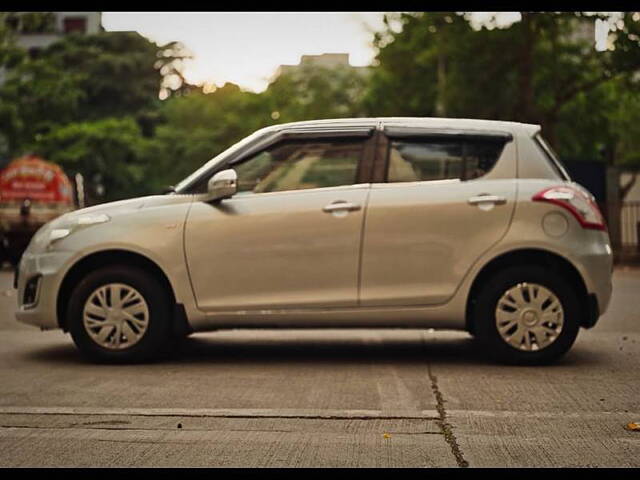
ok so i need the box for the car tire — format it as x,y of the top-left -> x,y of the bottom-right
67,265 -> 173,363
473,265 -> 581,365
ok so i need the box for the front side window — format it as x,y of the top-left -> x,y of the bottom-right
234,139 -> 363,194
387,138 -> 505,183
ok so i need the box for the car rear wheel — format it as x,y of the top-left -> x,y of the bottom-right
473,265 -> 581,365
68,265 -> 172,363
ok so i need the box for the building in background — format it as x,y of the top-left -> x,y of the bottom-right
3,12 -> 102,57
272,53 -> 369,81
0,12 -> 102,85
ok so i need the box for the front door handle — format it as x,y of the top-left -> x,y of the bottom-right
322,201 -> 362,213
468,195 -> 507,206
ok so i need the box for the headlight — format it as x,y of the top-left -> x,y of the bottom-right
45,213 -> 110,249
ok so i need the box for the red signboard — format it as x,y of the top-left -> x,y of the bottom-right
0,155 -> 73,204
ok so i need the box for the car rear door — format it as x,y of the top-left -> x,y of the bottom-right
359,126 -> 517,306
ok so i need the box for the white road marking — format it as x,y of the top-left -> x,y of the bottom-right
0,406 -> 439,419
4,407 -> 635,420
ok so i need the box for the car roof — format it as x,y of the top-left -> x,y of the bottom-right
266,117 -> 540,136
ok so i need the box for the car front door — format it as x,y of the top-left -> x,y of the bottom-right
185,133 -> 374,312
360,128 -> 517,306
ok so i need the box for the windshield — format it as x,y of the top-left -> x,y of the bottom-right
174,128 -> 271,193
534,134 -> 571,181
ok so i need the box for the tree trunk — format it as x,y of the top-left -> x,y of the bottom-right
435,20 -> 447,117
436,49 -> 446,116
540,115 -> 558,149
516,12 -> 536,123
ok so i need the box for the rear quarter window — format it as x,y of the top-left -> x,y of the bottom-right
533,134 -> 571,181
386,137 -> 507,183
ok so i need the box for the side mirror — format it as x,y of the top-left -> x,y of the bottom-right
206,169 -> 237,202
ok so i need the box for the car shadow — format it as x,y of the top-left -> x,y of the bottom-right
25,329 -> 604,368
173,332 -> 490,365
171,333 -> 602,368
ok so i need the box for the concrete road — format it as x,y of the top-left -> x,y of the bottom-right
0,268 -> 638,467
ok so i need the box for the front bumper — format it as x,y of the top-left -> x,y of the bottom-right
15,250 -> 74,330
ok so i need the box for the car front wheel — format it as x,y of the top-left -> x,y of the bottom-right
67,265 -> 172,363
473,265 -> 581,365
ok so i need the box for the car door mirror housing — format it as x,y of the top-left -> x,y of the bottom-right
206,169 -> 237,202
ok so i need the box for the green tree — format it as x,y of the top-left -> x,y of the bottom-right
604,79 -> 640,199
364,12 -> 640,161
144,65 -> 371,193
3,12 -> 56,34
0,13 -> 27,160
363,12 -> 473,117
35,32 -> 166,119
0,31 -> 190,156
0,58 -> 87,153
0,13 -> 26,69
143,83 -> 273,192
0,29 -> 194,200
33,117 -> 151,202
264,63 -> 369,122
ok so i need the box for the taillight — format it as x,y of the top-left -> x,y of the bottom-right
532,185 -> 606,231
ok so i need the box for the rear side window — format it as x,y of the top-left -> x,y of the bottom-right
387,138 -> 506,183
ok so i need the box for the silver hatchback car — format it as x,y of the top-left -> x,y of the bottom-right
15,118 -> 613,364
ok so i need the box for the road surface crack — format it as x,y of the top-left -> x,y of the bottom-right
427,364 -> 469,468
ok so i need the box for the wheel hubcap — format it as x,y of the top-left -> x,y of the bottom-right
82,283 -> 149,350
495,282 -> 564,352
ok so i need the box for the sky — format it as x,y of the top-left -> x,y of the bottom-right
102,12 -> 387,93
102,12 -> 607,93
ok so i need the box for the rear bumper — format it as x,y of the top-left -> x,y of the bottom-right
583,293 -> 601,329
571,247 -> 613,322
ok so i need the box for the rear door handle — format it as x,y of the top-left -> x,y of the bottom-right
468,195 -> 507,205
322,201 -> 361,213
